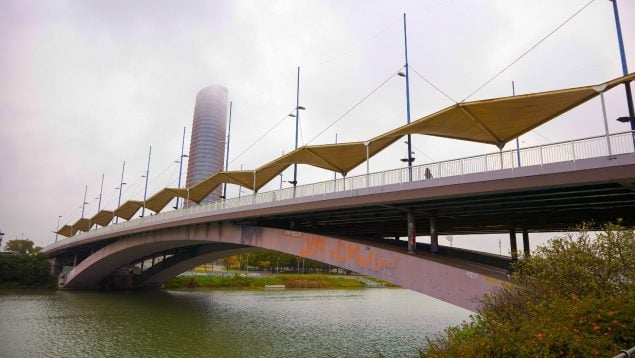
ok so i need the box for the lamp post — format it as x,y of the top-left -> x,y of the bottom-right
55,215 -> 62,243
513,81 -> 521,167
609,0 -> 635,128
223,101 -> 233,199
80,185 -> 88,218
288,66 -> 306,188
97,174 -> 104,211
175,127 -> 188,209
141,145 -> 152,217
402,13 -> 414,181
115,161 -> 126,224
0,230 -> 5,251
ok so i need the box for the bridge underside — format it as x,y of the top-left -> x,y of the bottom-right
57,223 -> 507,312
229,152 -> 635,239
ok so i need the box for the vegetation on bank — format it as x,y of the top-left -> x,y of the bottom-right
420,221 -> 635,357
0,252 -> 55,288
164,273 -> 381,289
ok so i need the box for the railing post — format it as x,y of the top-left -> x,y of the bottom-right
539,146 -> 544,166
571,140 -> 576,162
460,158 -> 464,176
599,90 -> 614,157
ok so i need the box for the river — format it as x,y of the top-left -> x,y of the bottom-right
0,288 -> 470,357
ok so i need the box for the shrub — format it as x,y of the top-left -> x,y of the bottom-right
420,221 -> 635,357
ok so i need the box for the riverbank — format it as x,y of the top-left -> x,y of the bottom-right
164,273 -> 396,289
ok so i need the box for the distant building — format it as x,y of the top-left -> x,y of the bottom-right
186,85 -> 228,204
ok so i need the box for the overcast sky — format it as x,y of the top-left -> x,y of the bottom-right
1,0 -> 633,250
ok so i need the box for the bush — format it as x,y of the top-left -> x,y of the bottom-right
420,221 -> 635,357
0,252 -> 54,288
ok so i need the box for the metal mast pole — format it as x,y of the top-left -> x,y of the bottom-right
141,146 -> 152,217
223,101 -> 233,199
97,173 -> 104,211
610,0 -> 635,130
55,215 -> 62,243
175,127 -> 186,209
403,13 -> 414,181
293,66 -> 301,188
513,81 -> 521,167
81,185 -> 88,218
116,161 -> 125,223
334,133 -> 338,180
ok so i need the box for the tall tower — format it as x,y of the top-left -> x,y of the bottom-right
186,85 -> 228,203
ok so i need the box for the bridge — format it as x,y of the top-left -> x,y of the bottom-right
44,74 -> 635,312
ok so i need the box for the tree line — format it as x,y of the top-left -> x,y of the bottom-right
1,239 -> 53,287
219,250 -> 348,274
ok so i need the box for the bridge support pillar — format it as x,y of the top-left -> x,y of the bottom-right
430,215 -> 438,254
522,229 -> 530,257
407,210 -> 416,253
509,228 -> 518,261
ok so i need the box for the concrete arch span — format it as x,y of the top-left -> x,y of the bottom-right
63,222 -> 505,311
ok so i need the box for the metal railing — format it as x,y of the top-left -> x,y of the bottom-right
65,131 -> 634,242
613,346 -> 635,358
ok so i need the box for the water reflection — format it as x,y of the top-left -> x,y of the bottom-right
0,289 -> 469,357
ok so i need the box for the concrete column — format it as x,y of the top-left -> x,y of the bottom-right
509,228 -> 518,261
430,215 -> 438,254
407,210 -> 416,253
522,229 -> 530,257
73,253 -> 77,267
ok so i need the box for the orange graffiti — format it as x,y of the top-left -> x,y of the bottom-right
298,236 -> 325,257
285,231 -> 400,272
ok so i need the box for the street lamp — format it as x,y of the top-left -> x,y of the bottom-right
80,185 -> 88,218
55,215 -> 62,243
609,0 -> 635,127
289,66 -> 306,189
223,102 -> 233,200
115,161 -> 126,224
175,127 -> 188,209
0,230 -> 4,252
141,145 -> 152,217
400,141 -> 416,164
402,13 -> 414,181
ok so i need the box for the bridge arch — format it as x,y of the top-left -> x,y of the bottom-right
62,222 -> 503,311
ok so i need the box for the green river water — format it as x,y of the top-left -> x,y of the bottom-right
0,288 -> 470,357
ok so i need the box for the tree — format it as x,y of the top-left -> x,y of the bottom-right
4,239 -> 35,254
224,255 -> 240,270
421,221 -> 635,357
0,252 -> 53,287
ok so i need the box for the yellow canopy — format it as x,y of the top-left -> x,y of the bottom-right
184,73 -> 635,197
145,188 -> 189,213
90,210 -> 115,227
114,200 -> 144,221
72,218 -> 91,234
57,225 -> 73,238
255,138 -> 401,189
188,171 -> 255,203
374,72 -> 635,147
58,73 -> 635,238
187,137 -> 403,201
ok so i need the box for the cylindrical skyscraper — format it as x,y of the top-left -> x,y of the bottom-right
186,85 -> 228,204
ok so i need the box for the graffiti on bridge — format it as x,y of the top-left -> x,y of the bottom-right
288,232 -> 400,272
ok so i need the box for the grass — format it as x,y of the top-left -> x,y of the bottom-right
163,273 -> 390,290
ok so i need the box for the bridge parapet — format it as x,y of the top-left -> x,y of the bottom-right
45,130 -> 635,247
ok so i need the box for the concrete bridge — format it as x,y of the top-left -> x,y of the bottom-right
44,131 -> 635,312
